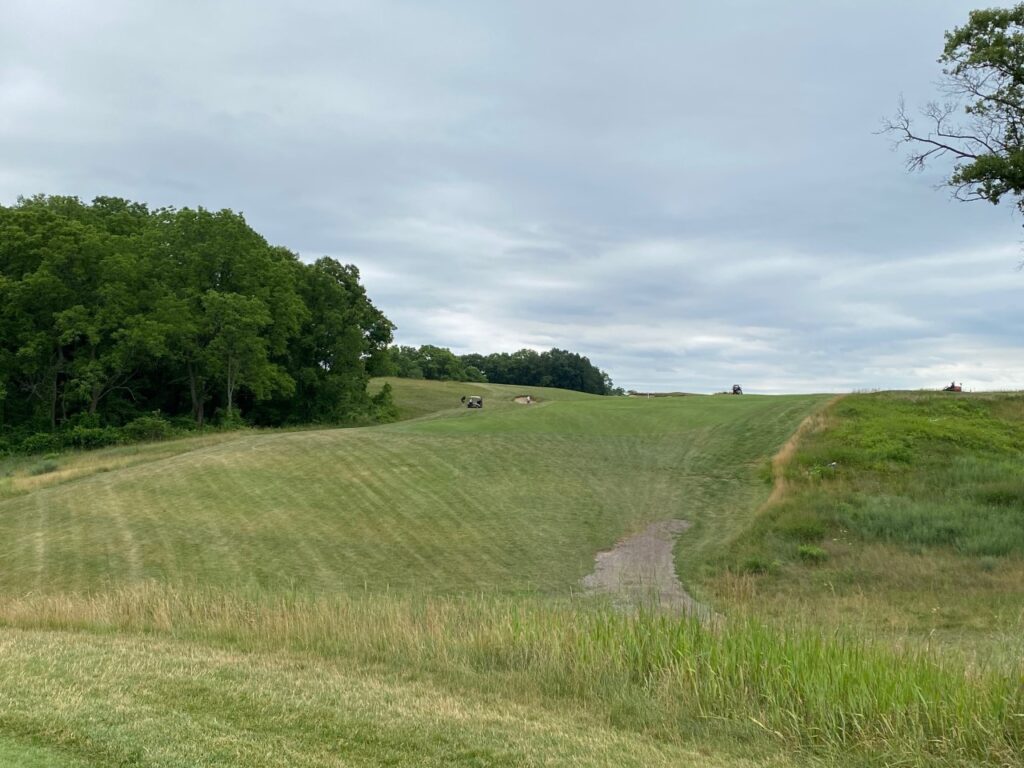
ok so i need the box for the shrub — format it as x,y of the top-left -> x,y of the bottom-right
19,432 -> 62,455
215,407 -> 247,429
67,426 -> 123,450
371,382 -> 400,422
123,413 -> 175,442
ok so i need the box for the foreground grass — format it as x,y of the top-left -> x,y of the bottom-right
0,586 -> 1020,767
1,631 -> 730,768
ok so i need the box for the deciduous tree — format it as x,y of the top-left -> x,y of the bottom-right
884,4 -> 1024,214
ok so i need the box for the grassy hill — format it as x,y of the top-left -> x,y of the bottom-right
716,390 -> 1024,654
0,381 -> 1020,767
0,379 -> 822,596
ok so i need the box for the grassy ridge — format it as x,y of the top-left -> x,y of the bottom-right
718,391 -> 1024,645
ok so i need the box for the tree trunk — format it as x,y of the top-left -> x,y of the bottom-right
187,360 -> 205,427
50,347 -> 65,431
88,346 -> 101,416
49,366 -> 57,431
226,357 -> 235,417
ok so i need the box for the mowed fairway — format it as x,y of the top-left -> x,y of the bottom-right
0,380 -> 826,597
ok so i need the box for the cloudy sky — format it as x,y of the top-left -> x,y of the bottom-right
2,1 -> 1021,393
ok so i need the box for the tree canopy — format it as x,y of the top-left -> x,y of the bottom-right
381,345 -> 620,395
0,195 -> 394,443
885,4 -> 1024,213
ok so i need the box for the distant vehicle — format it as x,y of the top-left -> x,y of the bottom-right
731,384 -> 743,395
466,396 -> 483,408
942,381 -> 963,392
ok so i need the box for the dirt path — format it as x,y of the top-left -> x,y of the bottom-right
581,520 -> 710,617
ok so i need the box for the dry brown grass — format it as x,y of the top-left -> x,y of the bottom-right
763,395 -> 844,507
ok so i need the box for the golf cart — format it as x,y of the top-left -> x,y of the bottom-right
466,396 -> 483,409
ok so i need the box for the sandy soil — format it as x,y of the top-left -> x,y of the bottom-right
513,396 -> 533,404
581,520 -> 710,617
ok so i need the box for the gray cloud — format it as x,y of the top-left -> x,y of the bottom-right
1,0 -> 1021,392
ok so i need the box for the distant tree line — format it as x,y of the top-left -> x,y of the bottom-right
0,195 -> 396,452
381,345 -> 621,395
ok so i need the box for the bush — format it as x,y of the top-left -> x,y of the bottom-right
67,426 -> 123,450
123,413 -> 175,442
215,407 -> 247,429
19,432 -> 62,455
371,382 -> 400,422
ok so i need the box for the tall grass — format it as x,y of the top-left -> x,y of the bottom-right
738,392 -> 1024,564
1,585 -> 1019,766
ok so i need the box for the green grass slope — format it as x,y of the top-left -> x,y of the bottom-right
1,383 -> 1021,767
718,391 -> 1024,648
0,380 -> 825,597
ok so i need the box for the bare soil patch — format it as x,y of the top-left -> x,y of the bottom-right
582,520 -> 710,617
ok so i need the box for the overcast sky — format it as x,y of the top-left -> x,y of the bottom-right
2,1 -> 1021,393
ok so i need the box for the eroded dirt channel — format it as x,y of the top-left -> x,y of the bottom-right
581,520 -> 711,618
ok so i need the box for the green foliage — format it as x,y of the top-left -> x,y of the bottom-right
387,345 -> 617,394
369,382 -> 399,422
0,196 -> 393,435
122,413 -> 175,442
66,426 -> 122,450
887,4 -> 1024,216
18,433 -> 61,455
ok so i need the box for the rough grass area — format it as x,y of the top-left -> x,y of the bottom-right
0,586 -> 1019,768
717,391 -> 1024,644
0,431 -> 247,502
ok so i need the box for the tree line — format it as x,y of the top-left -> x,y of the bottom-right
382,345 -> 621,395
0,195 -> 395,451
